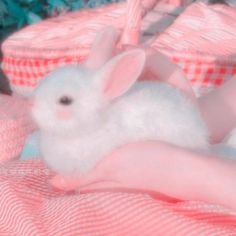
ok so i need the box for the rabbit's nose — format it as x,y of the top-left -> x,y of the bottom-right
59,96 -> 73,105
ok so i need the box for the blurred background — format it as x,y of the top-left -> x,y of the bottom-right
0,0 -> 234,94
0,0 -> 121,94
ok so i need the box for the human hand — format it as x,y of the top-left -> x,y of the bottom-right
50,141 -> 236,210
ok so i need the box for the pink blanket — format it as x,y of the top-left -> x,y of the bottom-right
1,160 -> 236,236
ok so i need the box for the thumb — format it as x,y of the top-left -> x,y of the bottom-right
79,161 -> 115,188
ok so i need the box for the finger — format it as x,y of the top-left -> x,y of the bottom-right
79,169 -> 115,188
50,175 -> 81,191
80,182 -> 180,203
80,179 -> 123,191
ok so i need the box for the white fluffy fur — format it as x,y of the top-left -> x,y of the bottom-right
33,52 -> 209,176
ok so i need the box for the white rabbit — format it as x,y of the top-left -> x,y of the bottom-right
32,48 -> 209,176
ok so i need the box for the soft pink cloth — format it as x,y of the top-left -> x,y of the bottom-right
1,159 -> 236,236
0,94 -> 35,163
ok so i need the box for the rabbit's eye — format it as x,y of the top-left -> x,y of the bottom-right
58,96 -> 73,105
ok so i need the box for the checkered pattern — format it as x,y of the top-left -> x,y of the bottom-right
2,56 -> 85,95
2,2 -> 236,97
0,94 -> 35,163
167,52 -> 236,96
1,1 -> 185,96
152,2 -> 236,96
1,2 -> 125,96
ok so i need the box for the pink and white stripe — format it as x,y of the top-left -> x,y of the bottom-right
0,94 -> 35,163
0,160 -> 236,236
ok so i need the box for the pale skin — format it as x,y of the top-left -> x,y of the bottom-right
50,78 -> 236,211
78,141 -> 236,209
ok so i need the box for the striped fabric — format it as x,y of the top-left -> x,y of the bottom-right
0,160 -> 236,236
0,94 -> 35,163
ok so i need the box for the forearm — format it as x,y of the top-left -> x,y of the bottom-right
52,140 -> 236,210
112,141 -> 236,210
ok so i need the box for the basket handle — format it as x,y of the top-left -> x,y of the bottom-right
120,0 -> 145,46
120,0 -> 173,46
120,0 -> 188,46
120,0 -> 175,45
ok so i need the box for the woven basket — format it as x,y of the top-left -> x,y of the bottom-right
153,2 -> 236,95
1,0 -> 236,97
0,94 -> 35,163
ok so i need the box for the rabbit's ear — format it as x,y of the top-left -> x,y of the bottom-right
97,49 -> 146,100
85,26 -> 120,70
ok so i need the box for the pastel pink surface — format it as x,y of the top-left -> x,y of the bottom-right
0,94 -> 35,163
1,156 -> 236,236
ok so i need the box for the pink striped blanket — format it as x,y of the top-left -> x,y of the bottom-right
1,160 -> 236,236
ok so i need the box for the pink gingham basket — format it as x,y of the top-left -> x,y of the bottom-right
0,94 -> 35,163
1,0 -> 236,96
153,2 -> 236,95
